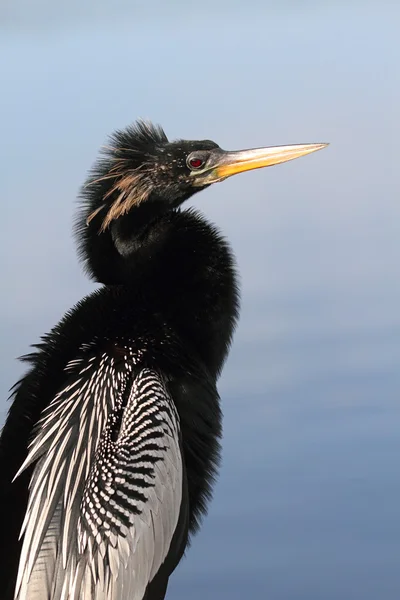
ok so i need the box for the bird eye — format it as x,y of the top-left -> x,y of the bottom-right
188,157 -> 204,170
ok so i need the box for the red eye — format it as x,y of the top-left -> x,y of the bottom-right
189,157 -> 203,169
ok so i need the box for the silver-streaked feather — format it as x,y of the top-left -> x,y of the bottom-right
14,349 -> 182,600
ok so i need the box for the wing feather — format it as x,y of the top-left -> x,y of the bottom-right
14,349 -> 183,600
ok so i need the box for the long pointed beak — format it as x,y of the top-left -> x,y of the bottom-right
194,142 -> 328,185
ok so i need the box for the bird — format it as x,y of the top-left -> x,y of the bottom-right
0,119 -> 327,600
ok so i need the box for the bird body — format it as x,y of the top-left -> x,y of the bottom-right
0,121 -> 326,599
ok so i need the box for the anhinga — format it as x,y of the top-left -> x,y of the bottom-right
0,120 -> 326,600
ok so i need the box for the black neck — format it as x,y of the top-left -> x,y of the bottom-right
77,200 -> 174,285
75,204 -> 239,377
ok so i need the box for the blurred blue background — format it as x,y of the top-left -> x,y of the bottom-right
1,1 -> 399,598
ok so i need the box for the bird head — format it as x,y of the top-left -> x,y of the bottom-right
82,120 -> 327,232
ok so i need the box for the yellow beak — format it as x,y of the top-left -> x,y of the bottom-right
192,142 -> 328,185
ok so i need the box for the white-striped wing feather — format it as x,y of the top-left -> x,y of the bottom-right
14,351 -> 182,600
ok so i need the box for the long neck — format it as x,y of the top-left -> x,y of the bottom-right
77,200 -> 170,285
77,204 -> 240,378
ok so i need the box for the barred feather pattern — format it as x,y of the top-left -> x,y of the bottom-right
14,348 -> 182,600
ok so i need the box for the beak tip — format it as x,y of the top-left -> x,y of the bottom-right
306,142 -> 329,155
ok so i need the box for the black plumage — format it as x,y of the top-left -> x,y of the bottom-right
0,120 -> 326,599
